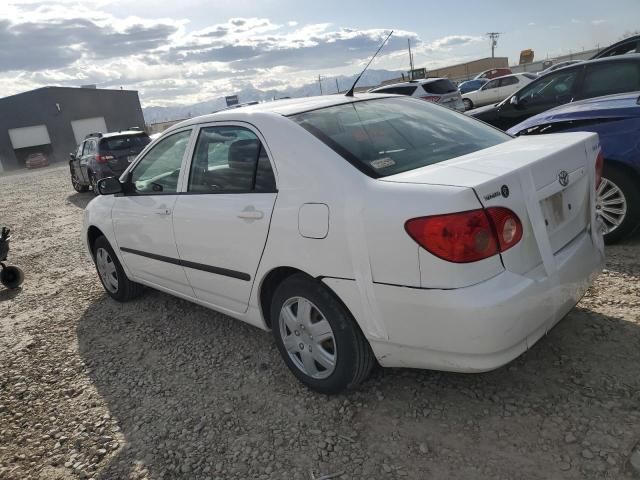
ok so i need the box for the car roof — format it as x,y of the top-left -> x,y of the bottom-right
168,93 -> 396,130
369,78 -> 448,90
86,130 -> 148,140
591,34 -> 640,59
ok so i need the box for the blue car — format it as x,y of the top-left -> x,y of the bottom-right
508,92 -> 640,243
458,79 -> 488,94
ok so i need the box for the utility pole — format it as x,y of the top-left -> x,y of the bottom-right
408,38 -> 414,79
318,75 -> 323,95
487,32 -> 501,58
335,78 -> 340,94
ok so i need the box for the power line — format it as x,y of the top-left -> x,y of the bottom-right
487,32 -> 501,58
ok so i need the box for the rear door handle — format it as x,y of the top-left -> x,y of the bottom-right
238,207 -> 264,220
155,208 -> 172,215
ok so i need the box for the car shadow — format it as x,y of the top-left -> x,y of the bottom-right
0,286 -> 22,302
67,192 -> 94,209
77,289 -> 640,479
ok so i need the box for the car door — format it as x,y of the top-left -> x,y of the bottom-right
73,142 -> 87,183
172,124 -> 278,314
577,59 -> 640,100
80,139 -> 95,180
111,128 -> 195,296
495,66 -> 584,130
476,79 -> 500,105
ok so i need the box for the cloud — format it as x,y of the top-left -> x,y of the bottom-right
591,19 -> 606,25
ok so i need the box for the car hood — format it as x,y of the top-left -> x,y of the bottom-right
507,92 -> 640,135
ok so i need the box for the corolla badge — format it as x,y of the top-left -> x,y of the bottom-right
558,170 -> 569,187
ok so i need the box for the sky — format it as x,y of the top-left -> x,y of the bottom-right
1,0 -> 639,107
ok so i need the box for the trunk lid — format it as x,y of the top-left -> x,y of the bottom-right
382,132 -> 600,274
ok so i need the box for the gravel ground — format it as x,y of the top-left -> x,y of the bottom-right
1,164 -> 640,480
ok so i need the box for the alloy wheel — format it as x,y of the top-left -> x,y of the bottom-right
96,247 -> 119,293
278,296 -> 337,379
596,177 -> 627,234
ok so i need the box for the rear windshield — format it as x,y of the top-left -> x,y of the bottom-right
290,97 -> 510,178
372,85 -> 417,95
100,135 -> 151,151
422,79 -> 457,94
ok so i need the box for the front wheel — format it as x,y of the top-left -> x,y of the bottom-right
71,167 -> 89,193
1,266 -> 24,289
93,236 -> 144,301
271,274 -> 375,394
597,166 -> 639,244
463,98 -> 473,111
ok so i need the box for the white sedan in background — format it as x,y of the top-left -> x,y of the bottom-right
462,73 -> 537,110
84,94 -> 604,394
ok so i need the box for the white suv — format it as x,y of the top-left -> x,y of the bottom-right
369,78 -> 465,111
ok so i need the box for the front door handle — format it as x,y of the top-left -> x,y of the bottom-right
238,207 -> 264,220
155,208 -> 172,215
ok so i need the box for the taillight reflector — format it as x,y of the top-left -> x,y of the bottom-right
95,155 -> 114,164
595,150 -> 604,188
421,95 -> 441,103
405,207 -> 522,263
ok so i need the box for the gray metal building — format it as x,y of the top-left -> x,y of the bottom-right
0,86 -> 145,172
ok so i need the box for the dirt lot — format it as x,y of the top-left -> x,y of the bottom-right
1,164 -> 639,480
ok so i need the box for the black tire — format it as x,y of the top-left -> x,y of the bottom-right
599,165 -> 640,244
70,166 -> 89,193
271,273 -> 375,394
1,266 -> 24,289
92,235 -> 144,301
463,98 -> 473,111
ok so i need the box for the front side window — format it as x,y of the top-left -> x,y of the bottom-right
290,97 -> 509,178
130,129 -> 191,194
516,69 -> 580,104
582,61 -> 640,98
188,126 -> 276,193
484,79 -> 500,89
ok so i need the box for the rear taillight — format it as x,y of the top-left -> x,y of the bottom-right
405,207 -> 522,263
421,96 -> 441,103
95,155 -> 115,164
595,150 -> 604,188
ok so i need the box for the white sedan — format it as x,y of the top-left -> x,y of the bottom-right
462,73 -> 537,110
84,94 -> 604,394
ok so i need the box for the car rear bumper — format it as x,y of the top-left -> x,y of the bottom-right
368,230 -> 604,371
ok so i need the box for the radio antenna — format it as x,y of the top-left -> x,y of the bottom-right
345,30 -> 394,97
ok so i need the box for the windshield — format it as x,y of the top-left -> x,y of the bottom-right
289,97 -> 510,178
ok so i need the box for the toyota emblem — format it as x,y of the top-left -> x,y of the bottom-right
558,170 -> 569,187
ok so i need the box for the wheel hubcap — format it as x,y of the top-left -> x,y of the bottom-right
596,177 -> 627,234
279,297 -> 336,379
96,247 -> 118,293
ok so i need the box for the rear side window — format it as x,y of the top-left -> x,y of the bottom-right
484,79 -> 500,89
373,86 -> 417,95
422,79 -> 457,94
582,61 -> 640,98
188,126 -> 276,193
290,97 -> 509,178
101,135 -> 151,151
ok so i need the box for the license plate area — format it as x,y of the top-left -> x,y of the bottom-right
541,191 -> 565,231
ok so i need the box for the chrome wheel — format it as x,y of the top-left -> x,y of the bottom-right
278,296 -> 337,380
96,247 -> 118,293
596,177 -> 627,234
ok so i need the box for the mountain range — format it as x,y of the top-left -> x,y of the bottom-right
142,69 -> 403,124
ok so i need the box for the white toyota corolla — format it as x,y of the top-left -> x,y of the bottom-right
84,94 -> 605,394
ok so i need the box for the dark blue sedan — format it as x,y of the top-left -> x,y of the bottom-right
508,92 -> 640,243
458,79 -> 488,94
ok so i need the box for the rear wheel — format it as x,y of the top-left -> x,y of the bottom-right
463,98 -> 474,111
271,274 -> 375,394
597,165 -> 639,244
93,236 -> 144,301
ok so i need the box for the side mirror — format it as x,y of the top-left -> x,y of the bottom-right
96,177 -> 123,195
70,153 -> 76,160
510,96 -> 519,106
